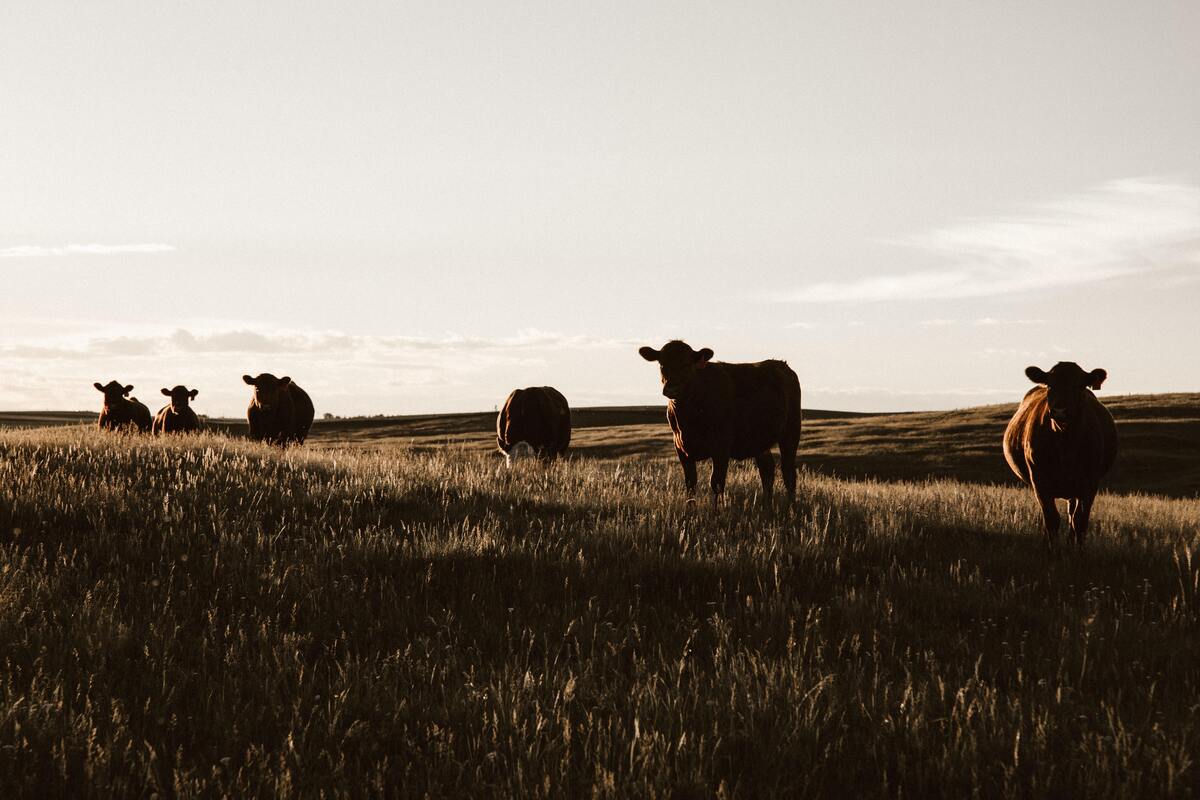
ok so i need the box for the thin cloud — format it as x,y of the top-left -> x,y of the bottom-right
920,317 -> 1044,327
776,178 -> 1200,303
0,243 -> 175,258
973,317 -> 1044,326
810,384 -> 1015,398
0,327 -> 636,360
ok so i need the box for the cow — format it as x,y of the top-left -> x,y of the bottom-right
1003,362 -> 1118,547
639,340 -> 802,507
153,385 -> 202,434
242,373 -> 315,445
93,380 -> 152,432
496,386 -> 571,466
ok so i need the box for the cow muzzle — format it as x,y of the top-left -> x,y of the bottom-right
505,441 -> 535,468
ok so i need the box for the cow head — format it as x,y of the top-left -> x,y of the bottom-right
243,373 -> 292,411
161,385 -> 198,411
1025,362 -> 1107,430
639,340 -> 714,400
504,440 -> 535,468
94,380 -> 133,406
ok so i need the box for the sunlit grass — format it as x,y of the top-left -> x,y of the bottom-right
0,425 -> 1197,797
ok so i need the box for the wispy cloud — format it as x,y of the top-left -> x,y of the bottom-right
776,178 -> 1200,303
0,327 -> 635,361
812,385 -> 1015,398
919,317 -> 1044,327
0,243 -> 175,258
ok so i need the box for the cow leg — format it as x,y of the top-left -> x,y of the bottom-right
779,435 -> 799,502
1070,493 -> 1095,547
1034,487 -> 1061,550
710,456 -> 730,509
678,452 -> 698,503
754,453 -> 775,505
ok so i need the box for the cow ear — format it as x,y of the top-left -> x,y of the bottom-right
124,385 -> 134,395
94,382 -> 104,392
189,389 -> 199,399
279,376 -> 292,386
638,347 -> 660,362
1025,366 -> 1048,385
242,375 -> 256,386
695,348 -> 714,367
1087,369 -> 1107,390
161,388 -> 171,396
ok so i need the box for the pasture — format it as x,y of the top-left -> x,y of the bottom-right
0,396 -> 1198,796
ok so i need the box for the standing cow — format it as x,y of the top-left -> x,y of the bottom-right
497,386 -> 571,466
153,385 -> 202,434
1003,362 -> 1118,547
93,380 -> 152,432
242,374 -> 315,445
639,340 -> 802,506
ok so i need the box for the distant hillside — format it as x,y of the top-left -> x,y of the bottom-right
304,395 -> 1200,498
3,394 -> 1197,496
797,393 -> 1200,498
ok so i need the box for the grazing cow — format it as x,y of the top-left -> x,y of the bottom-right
639,340 -> 802,506
93,380 -> 152,432
153,385 -> 201,434
242,373 -> 314,445
1003,362 -> 1118,547
496,386 -> 571,466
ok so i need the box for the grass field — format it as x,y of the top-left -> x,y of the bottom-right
7,391 -> 1199,494
1,398 -> 1198,796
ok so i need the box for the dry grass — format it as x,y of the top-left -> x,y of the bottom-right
9,394 -> 1197,496
1,423 -> 1198,797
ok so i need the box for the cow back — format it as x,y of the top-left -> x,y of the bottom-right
285,383 -> 315,443
248,382 -> 314,444
101,397 -> 152,432
154,405 -> 200,434
668,359 -> 801,461
497,386 -> 571,455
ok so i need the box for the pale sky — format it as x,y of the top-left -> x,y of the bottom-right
3,1 -> 1198,416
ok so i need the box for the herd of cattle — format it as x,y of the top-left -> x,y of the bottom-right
94,373 -> 314,445
91,340 -> 1118,547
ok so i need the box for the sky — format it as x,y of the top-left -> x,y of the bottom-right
2,0 -> 1198,417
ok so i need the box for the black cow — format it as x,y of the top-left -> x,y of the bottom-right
242,374 -> 314,445
639,340 -> 801,506
153,385 -> 201,434
93,380 -> 152,432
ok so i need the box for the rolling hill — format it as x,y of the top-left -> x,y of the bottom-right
3,393 -> 1198,496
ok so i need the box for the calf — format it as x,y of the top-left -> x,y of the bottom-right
1003,362 -> 1118,547
153,385 -> 201,434
242,373 -> 314,445
496,386 -> 571,466
639,340 -> 801,506
93,380 -> 152,432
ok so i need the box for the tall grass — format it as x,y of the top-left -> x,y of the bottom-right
0,426 -> 1197,797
